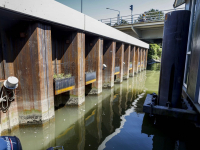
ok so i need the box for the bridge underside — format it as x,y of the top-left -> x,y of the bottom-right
115,22 -> 164,44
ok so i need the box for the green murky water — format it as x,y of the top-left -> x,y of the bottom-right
7,63 -> 200,150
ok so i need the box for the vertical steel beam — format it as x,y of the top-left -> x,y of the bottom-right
65,32 -> 85,105
123,44 -> 130,79
1,23 -> 54,125
129,46 -> 135,77
115,43 -> 124,83
145,49 -> 148,69
134,47 -> 139,74
85,37 -> 103,95
139,48 -> 143,72
103,40 -> 116,88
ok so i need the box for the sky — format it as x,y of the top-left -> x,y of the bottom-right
56,0 -> 184,20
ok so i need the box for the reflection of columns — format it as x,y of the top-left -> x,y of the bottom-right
85,37 -> 103,95
55,105 -> 85,150
129,46 -> 135,77
84,95 -> 102,148
102,88 -> 114,134
103,41 -> 116,88
121,80 -> 129,111
135,47 -> 139,74
115,43 -> 124,83
113,84 -> 123,116
1,23 -> 54,125
123,45 -> 130,79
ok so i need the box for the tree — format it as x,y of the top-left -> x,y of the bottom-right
148,44 -> 162,60
137,9 -> 164,22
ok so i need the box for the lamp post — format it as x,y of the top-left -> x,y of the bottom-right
106,8 -> 121,25
81,0 -> 82,13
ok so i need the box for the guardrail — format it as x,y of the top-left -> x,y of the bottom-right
99,8 -> 184,26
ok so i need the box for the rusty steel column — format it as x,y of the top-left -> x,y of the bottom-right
85,36 -> 103,95
129,46 -> 135,77
123,45 -> 130,80
103,40 -> 116,88
134,47 -> 139,74
1,23 -> 54,125
142,48 -> 145,70
145,49 -> 148,69
63,32 -> 85,105
139,48 -> 142,72
115,43 -> 124,83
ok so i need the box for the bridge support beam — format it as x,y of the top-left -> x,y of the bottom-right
129,46 -> 135,77
85,36 -> 103,95
139,48 -> 142,72
123,45 -> 130,80
1,23 -> 54,125
103,40 -> 116,88
115,43 -> 124,83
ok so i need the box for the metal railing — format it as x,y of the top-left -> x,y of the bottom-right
99,8 -> 184,26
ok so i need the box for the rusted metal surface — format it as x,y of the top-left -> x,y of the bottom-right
134,47 -> 139,74
103,40 -> 116,88
129,46 -> 135,77
85,36 -> 103,94
1,23 -> 54,125
145,49 -> 148,69
123,45 -> 130,79
115,43 -> 124,83
52,31 -> 85,105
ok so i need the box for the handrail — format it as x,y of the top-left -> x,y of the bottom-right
99,8 -> 185,26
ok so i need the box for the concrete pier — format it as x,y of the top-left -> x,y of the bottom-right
85,36 -> 103,95
123,45 -> 131,79
103,40 -> 116,88
115,43 -> 124,83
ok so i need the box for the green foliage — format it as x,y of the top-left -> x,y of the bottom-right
148,44 -> 162,60
137,9 -> 164,22
53,73 -> 72,79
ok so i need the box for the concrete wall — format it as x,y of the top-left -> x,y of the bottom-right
0,0 -> 149,49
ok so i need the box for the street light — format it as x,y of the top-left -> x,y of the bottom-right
106,8 -> 121,25
81,0 -> 82,13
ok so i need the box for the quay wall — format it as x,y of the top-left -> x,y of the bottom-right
0,0 -> 149,134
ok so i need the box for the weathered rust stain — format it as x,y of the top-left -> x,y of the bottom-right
123,44 -> 130,79
103,40 -> 116,88
115,43 -> 124,83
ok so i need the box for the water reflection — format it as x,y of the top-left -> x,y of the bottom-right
4,63 -> 200,150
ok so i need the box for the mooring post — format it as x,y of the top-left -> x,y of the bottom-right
115,43 -> 124,83
85,36 -> 103,95
103,40 -> 116,88
123,44 -> 130,80
129,46 -> 135,77
1,23 -> 54,125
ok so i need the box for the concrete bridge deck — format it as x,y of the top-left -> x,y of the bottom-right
0,0 -> 149,134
